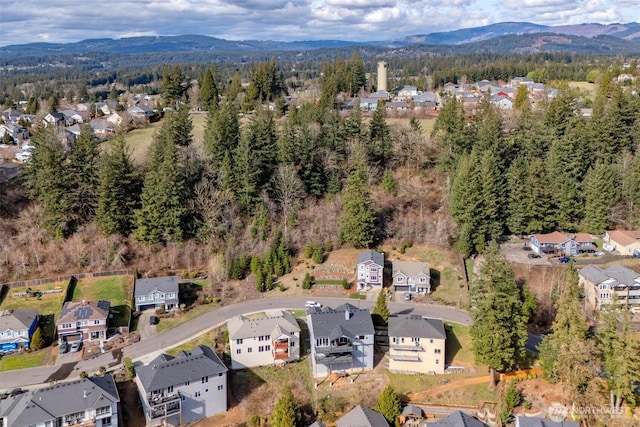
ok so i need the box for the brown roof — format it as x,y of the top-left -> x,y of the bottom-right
57,300 -> 110,324
607,230 -> 640,247
533,231 -> 567,244
573,233 -> 595,243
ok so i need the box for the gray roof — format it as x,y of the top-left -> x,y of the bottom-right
57,300 -> 110,324
580,264 -> 640,286
401,404 -> 423,416
227,310 -> 300,340
430,410 -> 487,427
136,345 -> 227,393
337,405 -> 388,427
603,264 -> 640,285
357,250 -> 384,267
388,315 -> 446,340
308,303 -> 375,339
135,275 -> 179,297
0,309 -> 38,331
0,376 -> 119,427
391,260 -> 429,278
578,265 -> 608,284
515,415 -> 579,427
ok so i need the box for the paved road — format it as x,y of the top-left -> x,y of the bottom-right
0,297 -> 471,390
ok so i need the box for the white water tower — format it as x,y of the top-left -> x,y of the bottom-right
377,61 -> 388,92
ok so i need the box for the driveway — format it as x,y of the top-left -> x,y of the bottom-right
501,243 -> 551,265
136,310 -> 158,341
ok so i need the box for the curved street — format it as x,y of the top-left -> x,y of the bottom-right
0,297 -> 471,390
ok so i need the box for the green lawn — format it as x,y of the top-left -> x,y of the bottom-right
0,282 -> 67,317
0,350 -> 47,371
445,322 -> 476,366
166,330 -> 218,357
349,293 -> 366,300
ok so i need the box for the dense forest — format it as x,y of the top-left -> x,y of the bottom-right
1,52 -> 640,284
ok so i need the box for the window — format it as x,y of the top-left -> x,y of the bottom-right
265,345 -> 270,351
195,391 -> 201,397
64,411 -> 84,423
419,277 -> 427,283
167,386 -> 174,393
202,376 -> 208,383
434,349 -> 441,354
371,276 -> 377,281
359,335 -> 365,339
219,372 -> 223,376
236,338 -> 243,344
436,359 -> 440,364
217,385 -> 224,391
317,338 -> 329,346
412,337 -> 420,343
102,417 -> 112,426
236,349 -> 241,354
247,347 -> 252,353
185,380 -> 190,386
290,342 -> 295,347
396,277 -> 402,282
94,320 -> 101,325
96,406 -> 111,417
259,346 -> 264,352
429,339 -> 433,344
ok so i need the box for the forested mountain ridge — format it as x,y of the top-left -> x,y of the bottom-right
1,22 -> 639,64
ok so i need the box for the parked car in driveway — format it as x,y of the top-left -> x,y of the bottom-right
559,256 -> 571,263
528,253 -> 541,259
70,341 -> 82,352
59,341 -> 69,354
404,292 -> 411,301
149,315 -> 159,325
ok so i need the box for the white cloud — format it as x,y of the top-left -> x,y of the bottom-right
0,0 -> 638,46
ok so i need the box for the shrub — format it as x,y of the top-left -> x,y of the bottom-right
504,380 -> 522,409
312,245 -> 324,264
302,272 -> 313,290
155,306 -> 165,315
303,244 -> 314,259
99,366 -> 107,376
79,371 -> 88,379
341,279 -> 350,290
124,357 -> 135,378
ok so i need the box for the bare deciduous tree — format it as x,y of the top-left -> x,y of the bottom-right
271,164 -> 306,239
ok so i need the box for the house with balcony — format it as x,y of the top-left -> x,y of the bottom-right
391,260 -> 431,294
578,264 -> 640,312
56,300 -> 110,344
307,303 -> 375,379
0,309 -> 39,353
134,276 -> 179,312
388,314 -> 446,375
356,250 -> 384,291
530,232 -> 595,256
227,309 -> 300,369
0,375 -> 120,427
135,345 -> 228,426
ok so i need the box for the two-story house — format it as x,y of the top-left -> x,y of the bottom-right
531,232 -> 595,256
391,260 -> 431,294
0,309 -> 39,353
227,310 -> 300,370
307,303 -> 375,379
605,229 -> 640,256
578,264 -> 640,312
135,345 -> 228,426
0,375 -> 120,427
134,276 -> 179,312
56,300 -> 110,344
356,250 -> 384,291
388,314 -> 446,375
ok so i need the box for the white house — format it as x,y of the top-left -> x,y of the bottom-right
0,375 -> 120,427
0,309 -> 39,353
356,250 -> 384,291
578,264 -> 640,312
227,310 -> 301,369
307,303 -> 375,379
388,315 -> 446,375
134,276 -> 179,311
391,260 -> 431,294
135,345 -> 228,426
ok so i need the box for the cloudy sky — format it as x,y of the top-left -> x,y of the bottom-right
1,0 -> 639,47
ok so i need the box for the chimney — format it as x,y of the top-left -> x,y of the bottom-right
83,389 -> 87,398
345,310 -> 352,320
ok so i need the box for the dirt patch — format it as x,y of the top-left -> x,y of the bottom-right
116,377 -> 146,427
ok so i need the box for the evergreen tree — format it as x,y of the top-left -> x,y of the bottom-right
431,97 -> 470,167
375,385 -> 402,425
67,124 -> 99,226
372,289 -> 390,326
506,156 -> 530,235
339,144 -> 376,248
200,66 -> 219,111
162,107 -> 193,147
204,101 -> 239,177
134,133 -> 186,244
368,104 -> 393,166
23,126 -> 72,238
30,327 -> 45,350
583,162 -> 620,234
513,85 -> 530,111
271,386 -> 301,427
96,134 -> 140,236
450,151 -> 481,255
469,242 -> 528,390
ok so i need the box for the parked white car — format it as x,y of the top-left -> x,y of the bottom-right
305,301 -> 322,308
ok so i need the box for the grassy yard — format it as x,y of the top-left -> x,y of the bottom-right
123,113 -> 206,164
166,329 -> 219,357
0,350 -> 47,371
445,323 -> 476,366
0,282 -> 67,317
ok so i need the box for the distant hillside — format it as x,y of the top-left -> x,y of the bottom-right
388,21 -> 640,46
1,22 -> 639,68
